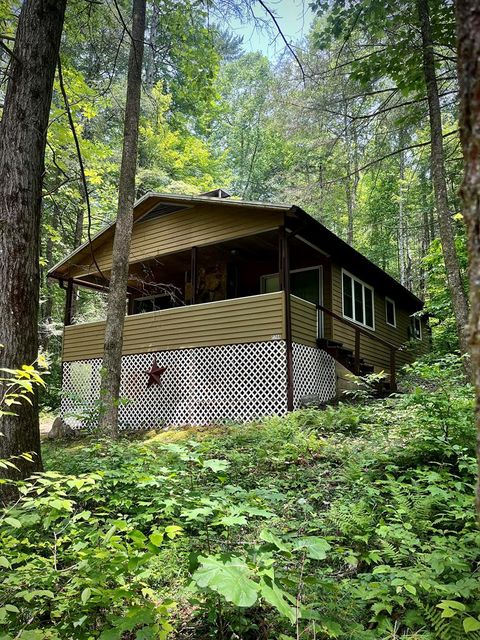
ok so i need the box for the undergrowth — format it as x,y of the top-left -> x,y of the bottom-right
0,355 -> 478,639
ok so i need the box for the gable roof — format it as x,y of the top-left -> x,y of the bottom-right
47,191 -> 423,310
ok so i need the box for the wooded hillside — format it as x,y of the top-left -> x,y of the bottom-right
1,0 -> 480,638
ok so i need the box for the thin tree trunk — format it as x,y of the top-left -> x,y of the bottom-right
344,109 -> 358,246
417,0 -> 471,367
70,184 -> 86,322
40,216 -> 55,350
455,0 -> 480,518
398,132 -> 408,287
98,0 -> 146,437
0,0 -> 66,491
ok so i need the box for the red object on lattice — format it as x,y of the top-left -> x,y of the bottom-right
146,356 -> 167,388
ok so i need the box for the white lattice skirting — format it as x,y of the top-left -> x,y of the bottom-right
292,343 -> 336,408
61,340 -> 336,430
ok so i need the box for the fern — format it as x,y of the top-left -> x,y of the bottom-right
423,604 -> 480,640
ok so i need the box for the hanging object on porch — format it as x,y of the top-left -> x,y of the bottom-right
146,356 -> 167,388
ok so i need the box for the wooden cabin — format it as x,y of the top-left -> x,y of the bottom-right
48,190 -> 428,430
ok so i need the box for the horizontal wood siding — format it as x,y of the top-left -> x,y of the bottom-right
62,292 -> 285,361
291,295 -> 317,347
330,263 -> 428,373
69,204 -> 283,279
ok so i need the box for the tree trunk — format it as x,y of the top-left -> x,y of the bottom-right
0,0 -> 66,491
398,132 -> 408,287
416,0 -> 471,366
98,0 -> 146,437
39,215 -> 54,351
344,109 -> 358,246
455,0 -> 480,518
70,183 -> 86,322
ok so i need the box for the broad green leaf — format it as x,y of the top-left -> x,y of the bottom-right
216,514 -> 248,527
260,579 -> 296,623
294,536 -> 331,560
464,617 -> 480,633
149,532 -> 164,547
437,601 -> 466,611
260,529 -> 292,554
192,555 -> 259,607
202,459 -> 230,472
4,517 -> 21,528
164,525 -> 183,539
80,588 -> 91,604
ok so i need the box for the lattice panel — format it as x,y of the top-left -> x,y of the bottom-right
292,343 -> 337,408
61,340 -> 288,430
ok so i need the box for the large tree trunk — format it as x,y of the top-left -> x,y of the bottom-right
0,0 -> 66,490
456,0 -> 480,518
416,0 -> 471,366
98,0 -> 146,437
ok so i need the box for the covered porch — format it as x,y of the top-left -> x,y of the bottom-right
63,228 -> 331,334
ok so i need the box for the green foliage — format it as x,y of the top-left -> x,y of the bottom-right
1,355 -> 477,638
0,357 -> 48,475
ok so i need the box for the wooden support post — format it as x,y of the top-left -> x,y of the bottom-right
127,294 -> 134,316
354,328 -> 360,375
191,245 -> 197,305
390,349 -> 397,391
279,226 -> 294,412
64,278 -> 74,326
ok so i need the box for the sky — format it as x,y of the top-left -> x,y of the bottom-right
227,0 -> 314,58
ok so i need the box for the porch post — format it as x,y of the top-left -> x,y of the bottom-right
279,226 -> 294,412
190,245 -> 197,305
64,278 -> 74,326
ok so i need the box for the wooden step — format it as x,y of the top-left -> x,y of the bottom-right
317,337 -> 374,378
317,338 -> 344,349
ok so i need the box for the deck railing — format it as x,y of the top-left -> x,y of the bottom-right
316,303 -> 399,389
62,291 -> 286,362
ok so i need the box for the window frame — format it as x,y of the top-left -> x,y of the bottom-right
341,268 -> 375,330
410,315 -> 422,340
385,297 -> 397,328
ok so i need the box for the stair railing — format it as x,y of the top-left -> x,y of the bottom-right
316,303 -> 399,390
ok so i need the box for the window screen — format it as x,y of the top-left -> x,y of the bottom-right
342,271 -> 374,329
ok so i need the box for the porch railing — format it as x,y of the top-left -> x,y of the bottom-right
316,303 -> 399,389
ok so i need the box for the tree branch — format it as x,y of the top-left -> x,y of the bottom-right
57,55 -> 108,284
256,0 -> 306,82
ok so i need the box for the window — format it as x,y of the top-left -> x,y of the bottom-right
385,297 -> 396,327
410,316 -> 422,340
342,270 -> 375,329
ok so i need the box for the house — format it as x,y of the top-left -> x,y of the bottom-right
48,190 -> 428,430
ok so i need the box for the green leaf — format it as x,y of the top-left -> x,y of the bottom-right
192,555 -> 259,607
149,532 -> 164,547
216,514 -> 248,527
464,617 -> 480,633
293,536 -> 331,560
4,517 -> 21,528
0,556 -> 11,569
202,459 -> 230,472
260,579 -> 296,624
80,588 -> 91,604
5,605 -> 19,613
437,600 -> 466,611
164,525 -> 183,539
260,529 -> 292,554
